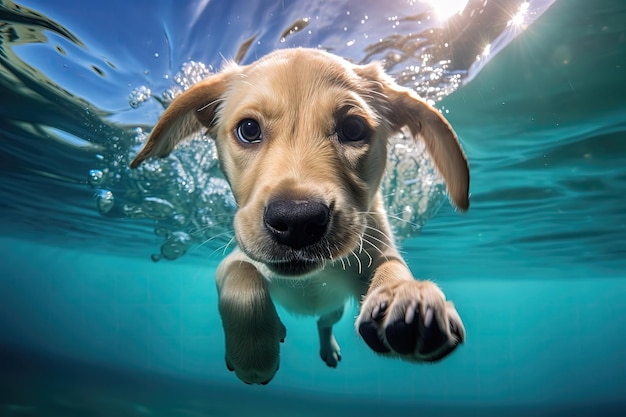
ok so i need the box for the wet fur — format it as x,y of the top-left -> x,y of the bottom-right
131,48 -> 469,385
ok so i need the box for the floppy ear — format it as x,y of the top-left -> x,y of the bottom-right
129,72 -> 230,168
356,66 -> 470,211
386,88 -> 470,211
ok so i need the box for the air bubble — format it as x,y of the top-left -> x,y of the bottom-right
173,214 -> 186,225
122,204 -> 143,217
95,189 -> 114,214
88,169 -> 104,186
158,232 -> 192,261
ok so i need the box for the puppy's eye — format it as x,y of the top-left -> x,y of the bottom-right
338,115 -> 369,143
236,119 -> 262,143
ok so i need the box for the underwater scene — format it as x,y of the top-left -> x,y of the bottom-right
1,0 -> 625,415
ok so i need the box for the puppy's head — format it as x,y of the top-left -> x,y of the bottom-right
131,48 -> 469,277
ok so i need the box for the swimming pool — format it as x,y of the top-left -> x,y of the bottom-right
1,0 -> 625,415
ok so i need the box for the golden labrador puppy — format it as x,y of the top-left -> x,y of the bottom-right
131,48 -> 469,385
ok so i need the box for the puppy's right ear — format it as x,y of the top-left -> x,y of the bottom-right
354,64 -> 469,211
129,71 -> 231,168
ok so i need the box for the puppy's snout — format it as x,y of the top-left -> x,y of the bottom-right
264,200 -> 329,250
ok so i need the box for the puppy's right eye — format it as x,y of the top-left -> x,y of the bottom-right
338,115 -> 370,143
236,119 -> 263,144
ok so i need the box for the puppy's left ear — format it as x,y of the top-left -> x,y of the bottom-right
356,65 -> 470,211
129,70 -> 233,169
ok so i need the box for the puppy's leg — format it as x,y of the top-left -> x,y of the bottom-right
216,250 -> 286,385
356,259 -> 465,362
317,306 -> 344,367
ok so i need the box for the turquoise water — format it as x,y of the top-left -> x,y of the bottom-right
1,0 -> 625,415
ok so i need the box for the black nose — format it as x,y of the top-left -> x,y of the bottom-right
264,199 -> 330,250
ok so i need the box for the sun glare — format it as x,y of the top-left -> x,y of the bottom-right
509,1 -> 530,27
423,0 -> 469,20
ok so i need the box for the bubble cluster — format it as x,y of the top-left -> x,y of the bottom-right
128,85 -> 152,109
172,61 -> 212,90
381,130 -> 446,238
124,133 -> 236,261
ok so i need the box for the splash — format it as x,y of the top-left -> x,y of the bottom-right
89,124 -> 237,262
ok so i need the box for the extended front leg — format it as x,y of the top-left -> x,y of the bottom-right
355,259 -> 465,362
216,251 -> 286,385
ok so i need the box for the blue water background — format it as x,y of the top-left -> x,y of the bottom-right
1,0 -> 625,415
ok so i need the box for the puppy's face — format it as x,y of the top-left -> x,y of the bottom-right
212,52 -> 390,276
130,48 -> 469,278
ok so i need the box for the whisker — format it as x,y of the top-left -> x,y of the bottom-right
362,221 -> 393,240
325,244 -> 336,268
220,236 -> 236,256
384,212 -> 416,225
363,228 -> 395,252
351,250 -> 362,274
197,96 -> 224,112
339,257 -> 346,271
361,235 -> 388,260
208,244 -> 228,258
203,235 -> 236,258
194,230 -> 235,248
360,239 -> 374,268
187,217 -> 233,234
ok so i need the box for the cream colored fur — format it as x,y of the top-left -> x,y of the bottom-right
131,48 -> 469,385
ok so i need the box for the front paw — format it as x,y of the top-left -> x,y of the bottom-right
220,300 -> 287,385
356,280 -> 465,362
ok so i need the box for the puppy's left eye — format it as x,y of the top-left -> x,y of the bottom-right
338,115 -> 370,143
236,119 -> 263,143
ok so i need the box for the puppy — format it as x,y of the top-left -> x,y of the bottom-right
130,48 -> 469,385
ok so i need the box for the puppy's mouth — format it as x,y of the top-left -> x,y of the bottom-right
237,235 -> 332,277
265,259 -> 321,276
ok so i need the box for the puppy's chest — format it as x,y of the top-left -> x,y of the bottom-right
267,268 -> 359,316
